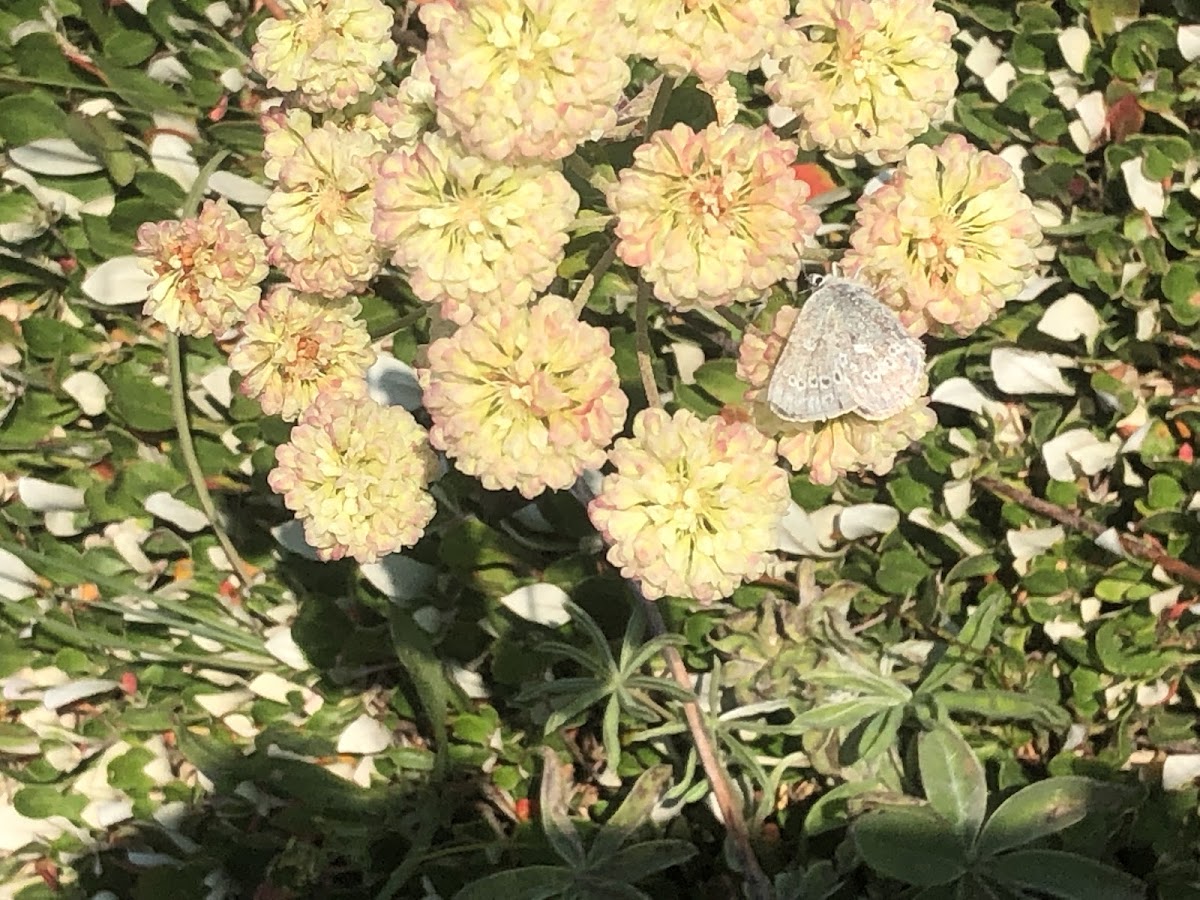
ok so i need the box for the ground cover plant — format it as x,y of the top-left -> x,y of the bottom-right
1,0 -> 1199,898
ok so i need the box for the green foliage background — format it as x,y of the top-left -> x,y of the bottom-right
1,0 -> 1200,898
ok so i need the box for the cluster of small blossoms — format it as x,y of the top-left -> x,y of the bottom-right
766,0 -> 958,162
269,391 -> 439,563
250,0 -> 397,112
374,132 -> 579,324
126,0 -> 1043,603
228,285 -> 375,422
588,409 -> 791,603
736,304 -> 937,484
359,56 -> 439,152
843,135 -> 1044,336
419,296 -> 628,499
608,122 -> 821,310
419,0 -> 632,162
620,0 -> 789,86
134,198 -> 268,338
260,109 -> 383,297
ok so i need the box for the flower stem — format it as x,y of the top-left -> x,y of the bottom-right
976,475 -> 1200,588
166,334 -> 254,590
634,277 -> 661,408
569,480 -> 771,899
572,238 -> 618,315
639,590 -> 773,900
645,74 -> 677,138
162,149 -> 252,590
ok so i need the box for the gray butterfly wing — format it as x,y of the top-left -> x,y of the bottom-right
766,285 -> 858,422
766,278 -> 925,423
832,285 -> 926,420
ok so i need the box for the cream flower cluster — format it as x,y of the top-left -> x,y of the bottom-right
608,123 -> 821,310
361,56 -> 438,151
260,110 -> 382,297
737,304 -> 936,484
419,0 -> 631,162
134,198 -> 268,338
843,135 -> 1044,336
269,390 -> 439,563
229,285 -> 375,422
589,409 -> 790,603
420,296 -> 628,499
621,0 -> 789,85
767,0 -> 958,162
374,132 -> 579,324
251,0 -> 397,112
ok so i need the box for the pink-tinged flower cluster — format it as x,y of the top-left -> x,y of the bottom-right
420,0 -> 631,162
229,285 -> 376,422
737,305 -> 935,484
134,198 -> 268,338
607,123 -> 821,310
269,391 -> 438,563
620,0 -> 788,85
419,295 -> 627,498
588,408 -> 790,603
843,135 -> 1044,336
766,0 -> 958,162
360,55 -> 438,151
260,110 -> 382,297
775,408 -> 936,485
374,132 -> 579,324
251,0 -> 397,113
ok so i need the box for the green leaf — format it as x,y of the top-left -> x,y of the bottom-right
102,29 -> 158,66
944,555 -> 1000,583
589,765 -> 673,864
876,548 -> 932,595
1162,261 -> 1200,326
453,867 -> 574,900
1146,473 -> 1184,510
540,748 -> 586,868
853,806 -> 967,886
850,705 -> 905,764
388,607 -> 452,767
0,92 -> 69,144
803,781 -> 878,837
691,358 -> 745,406
982,849 -> 1146,900
918,589 -> 1006,694
21,317 -> 96,360
14,785 -> 86,820
918,727 -> 987,848
106,362 -> 173,432
976,777 -> 1115,858
790,697 -> 901,730
936,690 -> 1071,729
804,654 -> 913,702
596,840 -> 697,882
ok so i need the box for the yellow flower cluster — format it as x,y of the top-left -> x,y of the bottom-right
229,285 -> 375,423
843,135 -> 1044,336
419,296 -> 628,499
251,0 -> 397,112
767,0 -> 958,162
374,133 -> 579,324
589,409 -> 790,603
620,0 -> 789,85
607,123 -> 820,310
260,110 -> 382,298
134,198 -> 268,338
420,0 -> 631,162
269,391 -> 438,563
